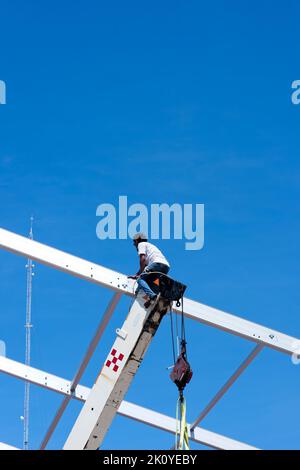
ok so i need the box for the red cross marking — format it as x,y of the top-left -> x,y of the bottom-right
105,348 -> 125,372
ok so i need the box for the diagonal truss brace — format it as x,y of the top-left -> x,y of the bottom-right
40,292 -> 122,449
191,344 -> 264,430
0,356 -> 258,450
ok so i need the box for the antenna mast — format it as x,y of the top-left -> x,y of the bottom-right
23,217 -> 34,450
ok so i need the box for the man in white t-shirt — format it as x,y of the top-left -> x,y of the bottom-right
128,232 -> 170,308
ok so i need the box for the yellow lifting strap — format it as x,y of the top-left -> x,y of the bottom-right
175,395 -> 190,450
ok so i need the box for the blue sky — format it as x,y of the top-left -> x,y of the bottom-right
0,0 -> 300,450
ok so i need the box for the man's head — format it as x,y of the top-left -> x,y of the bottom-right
133,232 -> 148,248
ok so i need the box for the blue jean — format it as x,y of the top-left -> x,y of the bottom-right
136,262 -> 170,299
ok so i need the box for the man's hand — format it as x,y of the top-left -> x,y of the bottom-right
128,255 -> 147,280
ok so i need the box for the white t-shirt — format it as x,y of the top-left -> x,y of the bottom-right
137,242 -> 170,267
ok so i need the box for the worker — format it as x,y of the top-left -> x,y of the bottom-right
128,233 -> 170,308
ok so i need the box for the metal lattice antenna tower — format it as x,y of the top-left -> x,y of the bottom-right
23,217 -> 34,450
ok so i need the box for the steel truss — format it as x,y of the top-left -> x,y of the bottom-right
0,227 -> 298,450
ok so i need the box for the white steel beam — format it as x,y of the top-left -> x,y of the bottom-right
171,300 -> 290,353
0,442 -> 20,450
0,356 -> 80,397
0,355 -> 90,399
0,356 -> 257,450
191,344 -> 264,430
120,401 -> 258,450
0,228 -> 298,355
40,292 -> 122,449
0,227 -> 131,294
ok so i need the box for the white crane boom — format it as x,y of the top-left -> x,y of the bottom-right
64,292 -> 171,450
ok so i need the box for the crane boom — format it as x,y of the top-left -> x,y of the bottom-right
64,292 -> 171,450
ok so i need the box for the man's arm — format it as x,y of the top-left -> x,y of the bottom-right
137,254 -> 147,275
128,254 -> 147,279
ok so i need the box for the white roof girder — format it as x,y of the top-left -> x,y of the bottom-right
0,355 -> 257,450
0,227 -> 298,355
